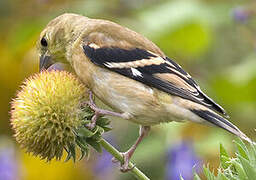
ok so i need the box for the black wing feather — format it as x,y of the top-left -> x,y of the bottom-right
83,45 -> 156,64
83,45 -> 227,116
191,109 -> 250,142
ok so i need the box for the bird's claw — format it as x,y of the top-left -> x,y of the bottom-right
85,121 -> 96,130
111,152 -> 135,172
86,111 -> 99,130
111,157 -> 119,163
82,92 -> 99,130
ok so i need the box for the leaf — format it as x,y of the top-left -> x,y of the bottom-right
76,127 -> 94,138
96,117 -> 112,132
203,165 -> 215,180
216,169 -> 229,180
64,147 -> 72,162
237,154 -> 256,180
220,144 -> 230,169
250,142 -> 256,164
81,111 -> 94,119
222,168 -> 237,180
76,137 -> 88,151
97,126 -> 105,135
180,175 -> 185,180
87,138 -> 102,153
231,159 -> 247,180
234,139 -> 249,161
96,117 -> 109,126
102,126 -> 112,132
70,104 -> 112,161
193,173 -> 202,180
79,148 -> 87,161
220,155 -> 231,169
68,143 -> 76,162
220,143 -> 229,158
76,137 -> 89,160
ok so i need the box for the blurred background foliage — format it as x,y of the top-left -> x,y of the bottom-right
0,0 -> 255,179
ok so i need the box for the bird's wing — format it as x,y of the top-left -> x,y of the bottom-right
83,43 -> 228,116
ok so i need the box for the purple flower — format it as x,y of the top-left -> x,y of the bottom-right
166,141 -> 201,180
233,8 -> 249,23
93,135 -> 116,179
0,147 -> 18,180
93,149 -> 114,175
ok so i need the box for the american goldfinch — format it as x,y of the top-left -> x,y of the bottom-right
38,13 -> 251,171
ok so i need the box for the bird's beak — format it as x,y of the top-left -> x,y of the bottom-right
39,55 -> 54,72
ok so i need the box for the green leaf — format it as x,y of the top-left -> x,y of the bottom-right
75,138 -> 89,160
216,170 -> 229,180
251,142 -> 256,163
231,159 -> 247,180
64,148 -> 72,162
69,104 -> 112,162
220,143 -> 229,158
79,148 -> 87,161
97,126 -> 105,135
203,165 -> 215,180
234,140 -> 249,161
68,143 -> 76,162
220,144 -> 231,169
96,117 -> 111,132
180,175 -> 185,180
76,127 -> 94,138
102,126 -> 112,132
220,155 -> 231,169
76,137 -> 88,151
193,173 -> 202,180
87,138 -> 102,153
237,154 -> 256,179
81,111 -> 94,118
96,117 -> 110,126
199,140 -> 256,180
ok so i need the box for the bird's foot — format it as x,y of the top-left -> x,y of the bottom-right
111,126 -> 150,172
112,152 -> 135,172
84,91 -> 131,129
86,115 -> 97,130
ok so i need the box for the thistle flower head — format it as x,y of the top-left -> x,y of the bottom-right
11,71 -> 88,161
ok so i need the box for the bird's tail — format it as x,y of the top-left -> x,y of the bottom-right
191,109 -> 252,143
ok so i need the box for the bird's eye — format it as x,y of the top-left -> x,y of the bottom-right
40,37 -> 48,47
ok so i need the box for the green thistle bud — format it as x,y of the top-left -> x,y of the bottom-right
11,71 -> 88,161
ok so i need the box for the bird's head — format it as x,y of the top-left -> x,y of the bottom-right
38,13 -> 89,71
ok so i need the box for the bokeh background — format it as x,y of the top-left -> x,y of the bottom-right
0,0 -> 255,179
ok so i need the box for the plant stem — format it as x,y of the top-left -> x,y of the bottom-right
99,138 -> 150,180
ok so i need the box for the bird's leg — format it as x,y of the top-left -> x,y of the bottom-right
113,126 -> 151,172
85,91 -> 130,129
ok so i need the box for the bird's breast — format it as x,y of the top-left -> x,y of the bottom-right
91,68 -> 183,125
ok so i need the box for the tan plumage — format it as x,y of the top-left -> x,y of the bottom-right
38,13 -> 252,170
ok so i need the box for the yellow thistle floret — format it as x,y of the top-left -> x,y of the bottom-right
11,71 -> 88,161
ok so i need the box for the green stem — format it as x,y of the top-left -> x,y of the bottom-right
99,138 -> 150,180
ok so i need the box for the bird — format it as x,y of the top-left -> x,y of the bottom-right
38,13 -> 251,171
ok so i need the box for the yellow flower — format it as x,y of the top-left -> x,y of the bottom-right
11,71 -> 88,161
